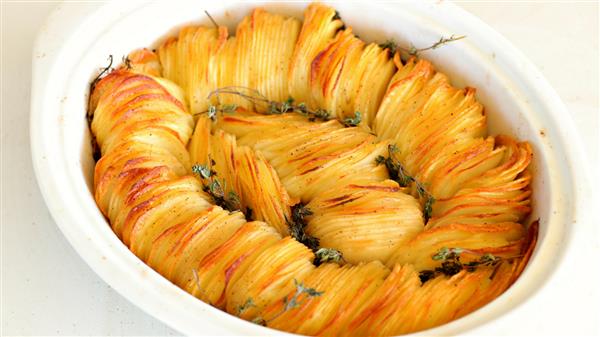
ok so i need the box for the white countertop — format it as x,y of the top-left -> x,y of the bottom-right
1,1 -> 598,336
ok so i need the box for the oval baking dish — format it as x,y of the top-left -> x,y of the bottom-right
30,1 -> 589,335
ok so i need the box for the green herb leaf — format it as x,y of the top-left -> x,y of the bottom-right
251,317 -> 267,326
237,298 -> 256,315
296,102 -> 308,115
379,35 -> 466,59
208,179 -> 224,198
221,104 -> 237,113
432,247 -> 463,261
206,87 -> 331,122
423,195 -> 435,222
192,164 -> 212,179
315,248 -> 344,265
408,44 -> 418,56
268,101 -> 283,115
312,108 -> 330,121
342,111 -> 362,127
192,161 -> 241,213
420,248 -> 513,284
224,190 -> 242,211
379,39 -> 398,55
288,204 -> 319,253
207,105 -> 217,121
281,97 -> 294,113
378,144 -> 436,221
283,279 -> 323,311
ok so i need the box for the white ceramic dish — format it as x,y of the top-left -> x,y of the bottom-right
30,1 -> 590,335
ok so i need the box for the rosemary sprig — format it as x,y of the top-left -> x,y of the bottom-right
375,144 -> 436,222
314,248 -> 344,266
205,87 -> 331,122
192,161 -> 242,212
247,279 -> 323,326
418,247 -> 519,284
379,34 -> 466,57
287,204 -> 320,252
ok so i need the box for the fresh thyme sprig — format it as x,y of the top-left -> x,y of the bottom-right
236,297 -> 256,315
89,55 -> 114,97
192,161 -> 242,212
251,317 -> 267,326
375,144 -> 436,222
205,87 -> 331,123
379,34 -> 466,57
284,279 -> 323,310
248,278 -> 323,326
204,10 -> 219,29
288,204 -> 346,266
87,55 -> 116,162
287,204 -> 320,252
122,55 -> 132,70
314,248 -> 344,266
418,247 -> 521,284
206,103 -> 238,121
332,10 -> 342,21
342,111 -> 362,127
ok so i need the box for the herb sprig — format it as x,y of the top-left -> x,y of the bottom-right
204,10 -> 219,28
342,111 -> 362,127
204,87 -> 334,123
314,248 -> 344,266
236,297 -> 256,315
418,247 -> 520,284
379,34 -> 466,58
206,103 -> 238,121
376,144 -> 436,222
287,204 -> 320,252
247,279 -> 323,326
192,161 -> 242,213
89,55 -> 114,99
287,204 -> 346,267
122,55 -> 132,70
87,55 -> 117,161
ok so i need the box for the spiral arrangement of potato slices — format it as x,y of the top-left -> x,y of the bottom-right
90,4 -> 537,336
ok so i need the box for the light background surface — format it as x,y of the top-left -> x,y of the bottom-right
1,1 -> 598,336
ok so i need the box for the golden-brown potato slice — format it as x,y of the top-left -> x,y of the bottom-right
289,3 -> 344,109
147,206 -> 246,286
185,221 -> 281,309
266,261 -> 389,335
306,179 -> 423,263
225,237 -> 315,320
